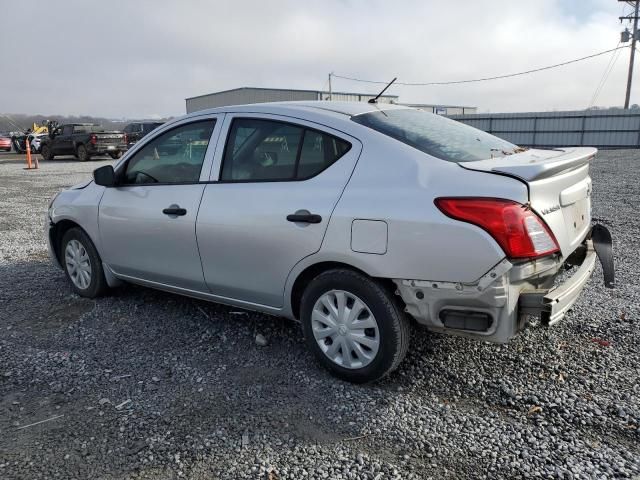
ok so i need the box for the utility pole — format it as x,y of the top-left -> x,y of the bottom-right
328,72 -> 333,101
620,0 -> 640,108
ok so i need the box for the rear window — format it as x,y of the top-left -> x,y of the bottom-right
351,109 -> 518,162
73,125 -> 104,134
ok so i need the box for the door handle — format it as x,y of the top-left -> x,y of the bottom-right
287,211 -> 322,224
163,206 -> 187,216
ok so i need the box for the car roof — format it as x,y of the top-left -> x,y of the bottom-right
191,100 -> 411,119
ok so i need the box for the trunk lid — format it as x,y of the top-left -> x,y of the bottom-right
460,147 -> 595,257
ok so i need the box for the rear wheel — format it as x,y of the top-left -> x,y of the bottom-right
61,228 -> 107,298
41,145 -> 54,160
300,269 -> 410,383
77,144 -> 90,161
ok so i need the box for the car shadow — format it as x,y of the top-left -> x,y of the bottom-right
0,254 -> 462,478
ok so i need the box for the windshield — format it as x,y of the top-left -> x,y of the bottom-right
352,108 -> 519,162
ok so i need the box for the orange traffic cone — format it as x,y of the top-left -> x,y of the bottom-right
25,138 -> 38,169
25,138 -> 32,169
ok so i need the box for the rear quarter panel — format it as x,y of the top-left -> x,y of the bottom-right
304,132 -> 530,284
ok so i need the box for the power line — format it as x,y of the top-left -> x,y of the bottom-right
588,43 -> 624,108
331,45 -> 630,87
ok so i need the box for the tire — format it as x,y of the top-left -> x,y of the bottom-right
60,227 -> 108,298
77,144 -> 90,161
41,145 -> 54,161
109,151 -> 122,160
300,269 -> 410,383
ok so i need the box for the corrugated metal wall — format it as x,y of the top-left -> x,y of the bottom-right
448,109 -> 640,148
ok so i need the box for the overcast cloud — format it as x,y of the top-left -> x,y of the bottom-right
0,0 -> 634,118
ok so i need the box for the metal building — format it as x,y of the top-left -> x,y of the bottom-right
185,87 -> 398,113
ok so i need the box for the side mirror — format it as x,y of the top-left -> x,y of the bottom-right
94,165 -> 116,187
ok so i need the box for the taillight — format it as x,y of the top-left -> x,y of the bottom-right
90,134 -> 97,145
123,133 -> 128,144
434,197 -> 559,259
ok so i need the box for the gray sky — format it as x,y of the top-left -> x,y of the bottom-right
0,0 -> 634,118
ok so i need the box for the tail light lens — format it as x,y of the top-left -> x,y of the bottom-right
90,134 -> 97,145
123,133 -> 128,145
434,197 -> 559,259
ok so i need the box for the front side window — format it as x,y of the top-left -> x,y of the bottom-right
62,125 -> 73,136
352,108 -> 518,162
221,118 -> 351,181
122,120 -> 215,184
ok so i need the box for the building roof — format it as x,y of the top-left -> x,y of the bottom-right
185,86 -> 398,101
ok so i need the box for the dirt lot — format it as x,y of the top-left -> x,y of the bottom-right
0,151 -> 638,479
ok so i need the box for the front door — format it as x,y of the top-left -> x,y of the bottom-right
52,125 -> 73,155
197,114 -> 361,307
99,116 -> 221,291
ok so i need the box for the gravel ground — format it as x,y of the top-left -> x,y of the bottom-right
0,150 -> 638,480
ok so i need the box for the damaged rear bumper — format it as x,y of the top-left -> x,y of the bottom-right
394,225 -> 614,343
518,241 -> 596,326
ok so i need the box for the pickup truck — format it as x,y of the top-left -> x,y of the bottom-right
123,121 -> 163,148
40,124 -> 127,161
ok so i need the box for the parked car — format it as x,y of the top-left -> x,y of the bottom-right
40,124 -> 127,161
29,133 -> 47,153
10,122 -> 51,153
46,102 -> 614,383
0,135 -> 11,152
123,121 -> 164,148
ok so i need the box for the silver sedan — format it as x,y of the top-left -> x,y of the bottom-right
47,101 -> 613,383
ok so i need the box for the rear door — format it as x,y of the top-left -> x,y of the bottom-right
196,113 -> 361,307
99,116 -> 223,291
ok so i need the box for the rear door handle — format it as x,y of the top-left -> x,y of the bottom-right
287,211 -> 322,224
163,205 -> 187,216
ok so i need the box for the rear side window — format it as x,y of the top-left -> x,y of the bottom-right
298,130 -> 351,179
221,118 -> 351,181
352,109 -> 517,162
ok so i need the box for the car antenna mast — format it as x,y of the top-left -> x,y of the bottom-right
368,77 -> 397,104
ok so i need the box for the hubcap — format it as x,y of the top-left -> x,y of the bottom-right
311,290 -> 380,369
65,239 -> 92,290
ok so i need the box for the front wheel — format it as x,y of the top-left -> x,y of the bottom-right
61,228 -> 108,298
300,269 -> 410,383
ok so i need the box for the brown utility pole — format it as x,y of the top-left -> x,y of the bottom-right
620,0 -> 640,108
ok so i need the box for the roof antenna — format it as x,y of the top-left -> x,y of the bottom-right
368,77 -> 397,104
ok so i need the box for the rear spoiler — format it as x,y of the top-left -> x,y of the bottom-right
460,147 -> 596,182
